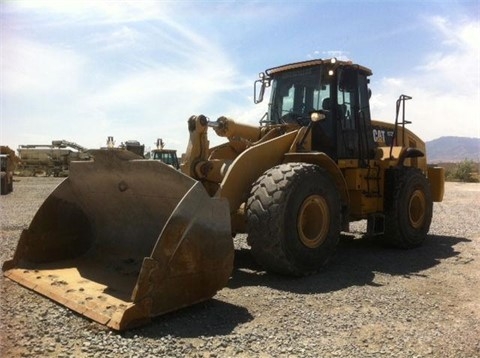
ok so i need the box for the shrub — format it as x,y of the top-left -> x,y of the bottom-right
445,160 -> 479,182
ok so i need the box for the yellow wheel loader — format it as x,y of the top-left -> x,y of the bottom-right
3,58 -> 445,330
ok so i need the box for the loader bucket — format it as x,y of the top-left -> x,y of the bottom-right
3,149 -> 234,330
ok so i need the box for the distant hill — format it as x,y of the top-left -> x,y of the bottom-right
426,136 -> 480,163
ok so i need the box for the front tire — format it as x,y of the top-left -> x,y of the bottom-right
0,175 -> 7,195
246,163 -> 341,276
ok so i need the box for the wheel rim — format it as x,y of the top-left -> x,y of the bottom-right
297,194 -> 329,248
409,189 -> 426,229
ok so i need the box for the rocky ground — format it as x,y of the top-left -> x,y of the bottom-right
1,177 -> 479,357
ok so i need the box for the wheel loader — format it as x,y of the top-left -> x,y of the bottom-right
151,138 -> 180,169
3,58 -> 445,330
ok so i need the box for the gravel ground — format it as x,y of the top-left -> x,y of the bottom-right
1,177 -> 479,358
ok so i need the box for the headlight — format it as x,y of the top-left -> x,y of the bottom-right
311,112 -> 326,122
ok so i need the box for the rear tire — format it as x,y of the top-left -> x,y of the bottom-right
246,163 -> 341,276
383,167 -> 433,248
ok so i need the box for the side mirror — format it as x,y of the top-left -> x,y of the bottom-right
254,73 -> 270,104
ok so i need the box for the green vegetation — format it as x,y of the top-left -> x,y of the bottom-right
444,160 -> 480,183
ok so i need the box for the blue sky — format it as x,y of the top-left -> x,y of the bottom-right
1,0 -> 479,154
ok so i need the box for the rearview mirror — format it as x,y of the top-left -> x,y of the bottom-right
254,73 -> 270,104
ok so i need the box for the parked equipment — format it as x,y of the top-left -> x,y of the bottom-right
0,146 -> 15,195
124,140 -> 145,157
3,58 -> 444,330
17,140 -> 90,176
103,136 -> 146,158
151,139 -> 180,169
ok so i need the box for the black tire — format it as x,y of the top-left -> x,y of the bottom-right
246,163 -> 341,276
383,167 -> 433,248
0,176 -> 6,195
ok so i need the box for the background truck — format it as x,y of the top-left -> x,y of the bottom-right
3,58 -> 444,330
17,140 -> 90,176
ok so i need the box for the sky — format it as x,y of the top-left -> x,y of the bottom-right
1,0 -> 479,155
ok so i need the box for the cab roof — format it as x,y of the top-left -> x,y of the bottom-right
265,58 -> 373,77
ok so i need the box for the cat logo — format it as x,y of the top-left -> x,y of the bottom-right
373,128 -> 387,143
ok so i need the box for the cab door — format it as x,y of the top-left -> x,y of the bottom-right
336,68 -> 375,162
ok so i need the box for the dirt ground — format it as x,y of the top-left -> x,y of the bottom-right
1,178 -> 479,357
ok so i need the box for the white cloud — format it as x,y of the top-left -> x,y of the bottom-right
89,26 -> 142,51
307,50 -> 351,62
2,37 -> 85,96
1,1 -> 251,153
11,0 -> 170,24
1,37 -> 90,150
3,4 -> 478,158
370,17 -> 480,141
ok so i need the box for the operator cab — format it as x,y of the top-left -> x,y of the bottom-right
257,59 -> 376,163
152,150 -> 180,169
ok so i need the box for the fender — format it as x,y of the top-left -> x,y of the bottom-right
220,130 -> 298,214
398,147 -> 424,166
283,152 -> 350,208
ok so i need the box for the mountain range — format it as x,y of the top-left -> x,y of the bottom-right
426,136 -> 480,163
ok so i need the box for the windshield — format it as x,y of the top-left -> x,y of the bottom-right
268,66 -> 331,125
153,151 -> 176,165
